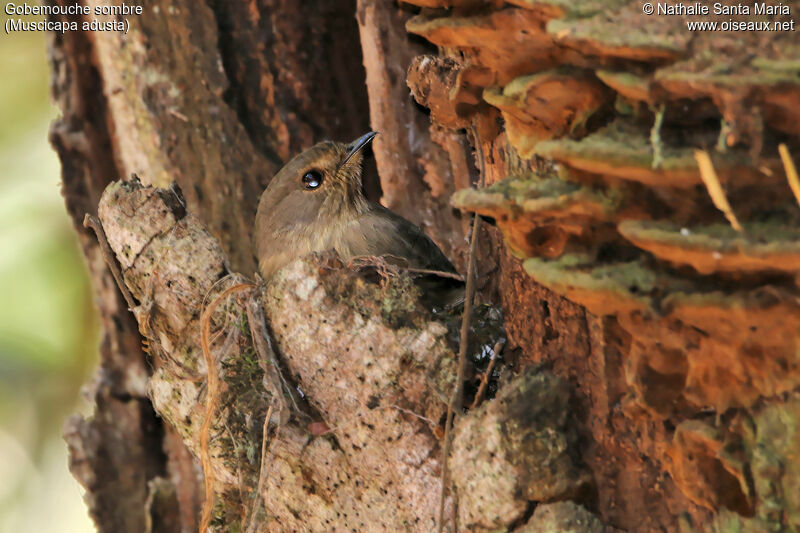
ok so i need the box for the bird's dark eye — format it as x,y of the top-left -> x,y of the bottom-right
302,170 -> 323,190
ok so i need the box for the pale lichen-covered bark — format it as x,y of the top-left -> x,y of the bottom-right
93,178 -> 601,532
48,1 -> 370,529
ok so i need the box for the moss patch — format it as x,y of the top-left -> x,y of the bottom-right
535,117 -> 780,189
619,219 -> 800,274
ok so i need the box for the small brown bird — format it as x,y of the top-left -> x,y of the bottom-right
255,132 -> 457,281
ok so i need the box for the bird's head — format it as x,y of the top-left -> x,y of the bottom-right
257,132 -> 377,226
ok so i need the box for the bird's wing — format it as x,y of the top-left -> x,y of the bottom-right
339,206 -> 457,274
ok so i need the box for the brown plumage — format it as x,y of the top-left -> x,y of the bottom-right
254,132 -> 457,281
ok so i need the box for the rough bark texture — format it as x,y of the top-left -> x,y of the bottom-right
92,178 -> 586,531
47,0 -> 367,530
50,0 -> 800,532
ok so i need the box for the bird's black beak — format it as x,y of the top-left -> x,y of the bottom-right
342,131 -> 378,166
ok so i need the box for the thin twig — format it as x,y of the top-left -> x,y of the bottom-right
198,283 -> 255,533
251,296 -> 301,415
469,340 -> 504,410
437,216 -> 480,531
348,255 -> 465,282
401,266 -> 465,282
245,402 -> 275,533
437,124 -> 486,532
650,104 -> 665,169
83,213 -> 137,309
246,298 -> 294,424
778,144 -> 800,209
168,107 -> 189,122
388,404 -> 438,426
694,150 -> 742,232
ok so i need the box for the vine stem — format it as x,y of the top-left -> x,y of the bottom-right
198,283 -> 255,533
437,124 -> 487,532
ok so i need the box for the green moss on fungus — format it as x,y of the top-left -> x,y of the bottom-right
619,220 -> 800,274
535,118 -> 758,188
523,254 -> 660,315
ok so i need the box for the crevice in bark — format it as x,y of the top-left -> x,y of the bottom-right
204,0 -> 283,166
46,5 -> 184,532
204,0 -> 370,167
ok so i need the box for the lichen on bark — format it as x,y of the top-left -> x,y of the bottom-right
91,178 -> 598,532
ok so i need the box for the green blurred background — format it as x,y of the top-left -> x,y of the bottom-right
0,21 -> 98,533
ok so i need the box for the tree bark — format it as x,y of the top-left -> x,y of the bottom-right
51,1 -> 800,532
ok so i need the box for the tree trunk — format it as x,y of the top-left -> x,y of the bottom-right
51,1 -> 800,532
